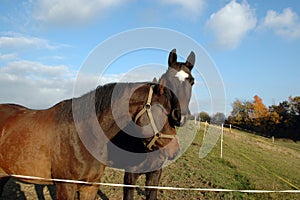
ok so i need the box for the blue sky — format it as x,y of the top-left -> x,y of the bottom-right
1,0 -> 300,115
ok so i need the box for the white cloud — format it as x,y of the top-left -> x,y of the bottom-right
0,53 -> 17,60
206,0 -> 257,49
260,8 -> 300,39
2,60 -> 73,78
0,60 -> 164,109
160,0 -> 205,18
33,0 -> 125,27
0,34 -> 61,50
0,60 -> 76,108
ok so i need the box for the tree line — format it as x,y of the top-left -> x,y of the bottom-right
196,95 -> 300,141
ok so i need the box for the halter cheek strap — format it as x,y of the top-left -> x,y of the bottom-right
134,85 -> 175,150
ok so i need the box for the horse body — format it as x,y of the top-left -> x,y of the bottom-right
0,81 -> 179,199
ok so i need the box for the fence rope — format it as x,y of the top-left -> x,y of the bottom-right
1,174 -> 300,194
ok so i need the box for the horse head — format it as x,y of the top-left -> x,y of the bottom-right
159,49 -> 195,126
130,84 -> 177,160
132,49 -> 195,160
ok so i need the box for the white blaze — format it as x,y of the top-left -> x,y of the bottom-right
175,70 -> 189,82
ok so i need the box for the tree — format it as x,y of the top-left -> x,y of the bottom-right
199,111 -> 210,122
289,96 -> 300,115
229,99 -> 253,129
211,112 -> 225,125
250,95 -> 270,134
229,96 -> 300,141
287,96 -> 300,141
269,97 -> 300,140
251,95 -> 269,121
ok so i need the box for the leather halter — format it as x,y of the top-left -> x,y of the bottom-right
134,85 -> 176,150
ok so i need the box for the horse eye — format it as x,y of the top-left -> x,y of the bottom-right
190,78 -> 195,85
186,77 -> 194,85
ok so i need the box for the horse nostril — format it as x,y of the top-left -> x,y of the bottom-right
171,109 -> 181,126
171,109 -> 180,120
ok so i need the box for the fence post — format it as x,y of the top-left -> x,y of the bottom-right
272,136 -> 275,144
221,123 -> 224,159
204,121 -> 208,137
229,124 -> 232,134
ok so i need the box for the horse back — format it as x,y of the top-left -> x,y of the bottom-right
0,103 -> 58,182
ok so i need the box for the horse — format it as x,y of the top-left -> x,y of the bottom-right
0,48 -> 194,199
115,49 -> 195,200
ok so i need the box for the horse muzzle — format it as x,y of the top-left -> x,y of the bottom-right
180,115 -> 188,126
170,108 -> 190,127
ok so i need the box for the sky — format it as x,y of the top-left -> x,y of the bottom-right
1,0 -> 300,116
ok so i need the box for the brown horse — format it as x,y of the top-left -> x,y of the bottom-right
119,49 -> 195,200
0,49 -> 194,199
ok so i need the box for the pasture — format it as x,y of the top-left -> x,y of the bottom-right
1,123 -> 300,199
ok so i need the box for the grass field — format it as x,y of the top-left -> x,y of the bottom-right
1,122 -> 300,199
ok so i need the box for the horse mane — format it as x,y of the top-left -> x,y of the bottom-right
54,71 -> 177,123
55,83 -> 117,122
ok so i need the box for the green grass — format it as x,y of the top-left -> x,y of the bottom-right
101,123 -> 300,199
2,122 -> 300,199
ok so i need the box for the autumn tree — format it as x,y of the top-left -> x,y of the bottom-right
251,95 -> 269,119
229,95 -> 299,141
249,95 -> 269,133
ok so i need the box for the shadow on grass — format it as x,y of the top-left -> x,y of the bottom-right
1,179 -> 26,200
34,184 -> 56,200
1,178 -> 56,200
2,179 -> 112,200
97,190 -> 109,200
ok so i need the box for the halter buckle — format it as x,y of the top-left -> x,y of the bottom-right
144,103 -> 151,110
155,132 -> 160,137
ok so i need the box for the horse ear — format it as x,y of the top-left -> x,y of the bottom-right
186,51 -> 195,70
152,77 -> 158,83
158,78 -> 166,95
168,49 -> 177,67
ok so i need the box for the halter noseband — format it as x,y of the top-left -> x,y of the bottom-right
134,85 -> 176,150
